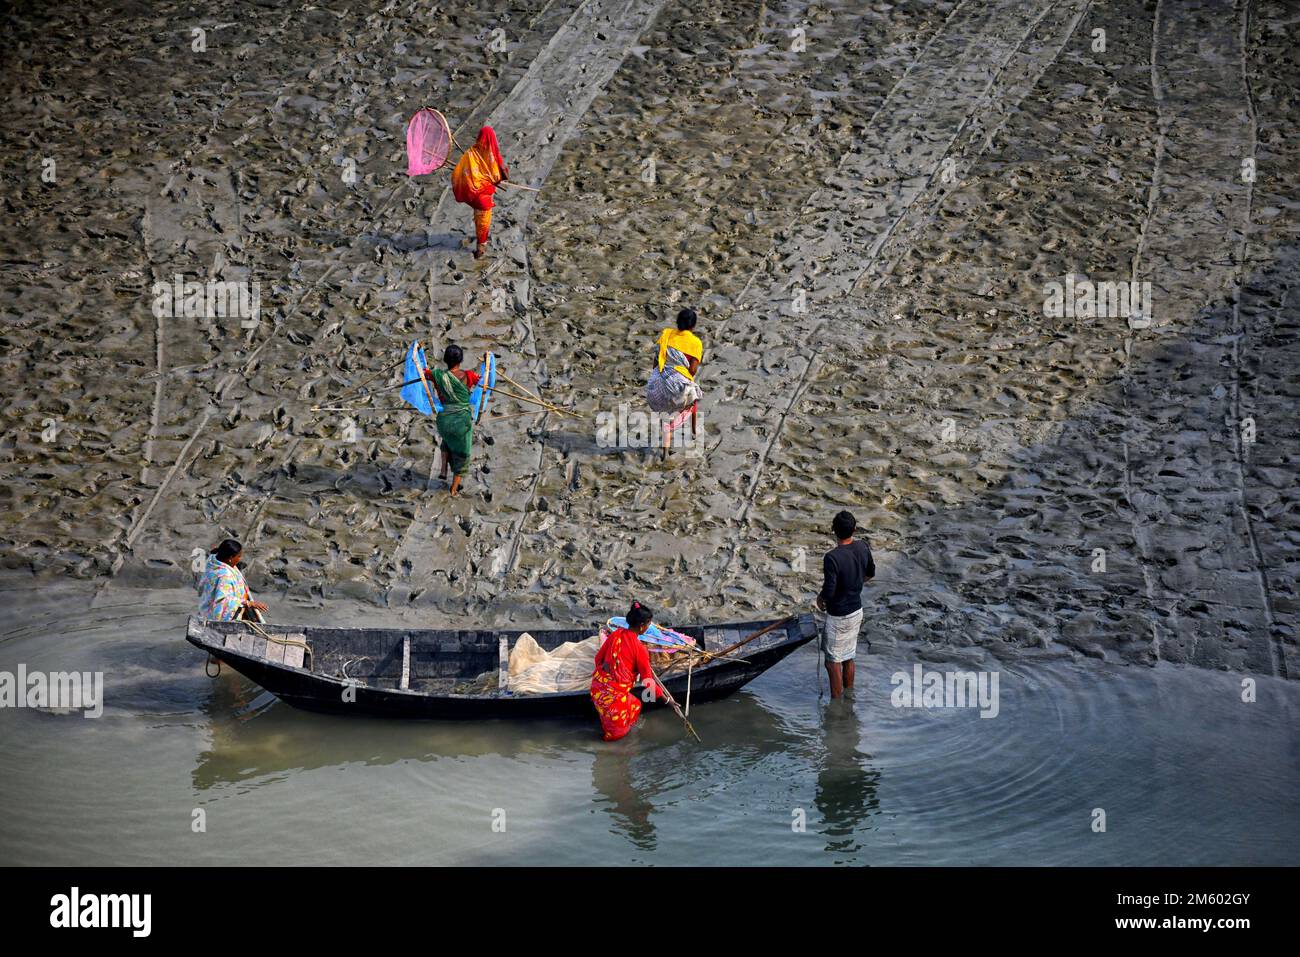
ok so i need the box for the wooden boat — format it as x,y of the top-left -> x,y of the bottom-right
186,614 -> 818,719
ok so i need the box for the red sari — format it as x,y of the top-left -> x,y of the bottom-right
589,627 -> 666,741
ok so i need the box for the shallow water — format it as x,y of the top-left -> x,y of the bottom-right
0,584 -> 1295,866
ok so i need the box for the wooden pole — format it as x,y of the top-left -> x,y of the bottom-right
475,352 -> 491,424
328,356 -> 407,405
414,341 -> 440,415
712,616 -> 797,659
489,410 -> 545,421
493,386 -> 581,417
324,375 -> 425,405
496,370 -> 546,406
656,616 -> 798,680
312,405 -> 415,414
685,658 -> 692,717
646,661 -> 701,743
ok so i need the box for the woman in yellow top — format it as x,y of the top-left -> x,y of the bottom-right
645,308 -> 703,415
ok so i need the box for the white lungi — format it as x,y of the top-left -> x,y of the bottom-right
822,608 -> 863,663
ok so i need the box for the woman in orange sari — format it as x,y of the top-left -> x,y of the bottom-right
451,125 -> 509,259
590,601 -> 668,741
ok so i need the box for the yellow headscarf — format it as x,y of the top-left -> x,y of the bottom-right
656,327 -> 703,380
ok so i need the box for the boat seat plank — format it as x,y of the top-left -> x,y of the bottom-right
224,631 -> 254,655
280,634 -> 307,669
401,635 -> 411,690
261,633 -> 286,665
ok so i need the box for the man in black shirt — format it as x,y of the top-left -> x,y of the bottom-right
815,510 -> 875,698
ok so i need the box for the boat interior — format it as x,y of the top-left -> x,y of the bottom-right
192,620 -> 776,697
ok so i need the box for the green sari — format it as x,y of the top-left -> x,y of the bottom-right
430,367 -> 474,476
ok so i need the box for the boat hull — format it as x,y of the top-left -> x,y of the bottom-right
187,615 -> 818,720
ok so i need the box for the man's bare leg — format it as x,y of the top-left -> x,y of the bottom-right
843,659 -> 855,690
438,449 -> 449,482
825,659 -> 844,699
449,473 -> 463,497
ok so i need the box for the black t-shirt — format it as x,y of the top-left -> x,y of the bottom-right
819,540 -> 875,616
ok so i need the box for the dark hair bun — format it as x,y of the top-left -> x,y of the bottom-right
626,600 -> 654,628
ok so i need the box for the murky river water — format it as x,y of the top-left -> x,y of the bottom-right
0,582 -> 1295,866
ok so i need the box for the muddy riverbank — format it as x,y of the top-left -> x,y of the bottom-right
1,0 -> 1296,679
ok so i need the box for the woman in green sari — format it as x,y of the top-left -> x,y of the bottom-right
429,344 -> 480,497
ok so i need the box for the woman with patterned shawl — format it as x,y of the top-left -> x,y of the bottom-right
451,125 -> 509,259
645,307 -> 704,414
429,343 -> 481,497
196,538 -> 267,621
590,601 -> 668,741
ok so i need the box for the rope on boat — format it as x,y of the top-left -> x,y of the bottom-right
338,655 -> 373,682
205,654 -> 221,678
245,619 -> 314,669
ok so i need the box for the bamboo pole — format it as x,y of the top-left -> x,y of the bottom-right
327,356 -> 406,406
489,410 -> 545,421
312,406 -> 412,414
476,352 -> 492,424
685,658 -> 693,717
312,379 -> 422,410
493,386 -> 581,417
646,661 -> 701,743
712,616 -> 797,659
496,370 -> 545,405
414,340 -> 440,415
658,615 -> 799,678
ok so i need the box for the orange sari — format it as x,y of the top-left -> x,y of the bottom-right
452,126 -> 508,245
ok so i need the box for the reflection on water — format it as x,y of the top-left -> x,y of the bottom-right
0,582 -> 1296,866
591,747 -> 656,851
816,700 -> 880,856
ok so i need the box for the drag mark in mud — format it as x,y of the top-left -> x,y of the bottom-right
1119,0 -> 1170,658
711,0 -> 974,338
857,0 -> 1096,295
1227,0 -> 1282,677
710,0 -> 1060,587
386,0 -> 671,602
847,0 -> 1069,294
125,412 -> 215,550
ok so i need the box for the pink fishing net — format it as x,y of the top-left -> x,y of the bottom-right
406,108 -> 451,176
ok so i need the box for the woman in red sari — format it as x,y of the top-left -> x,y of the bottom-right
590,601 -> 668,741
451,125 -> 509,259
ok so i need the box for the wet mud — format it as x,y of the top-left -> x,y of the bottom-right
1,0 -> 1296,678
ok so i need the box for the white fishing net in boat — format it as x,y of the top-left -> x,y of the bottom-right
507,632 -> 601,695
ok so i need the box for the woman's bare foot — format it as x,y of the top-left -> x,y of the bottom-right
473,245 -> 486,260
